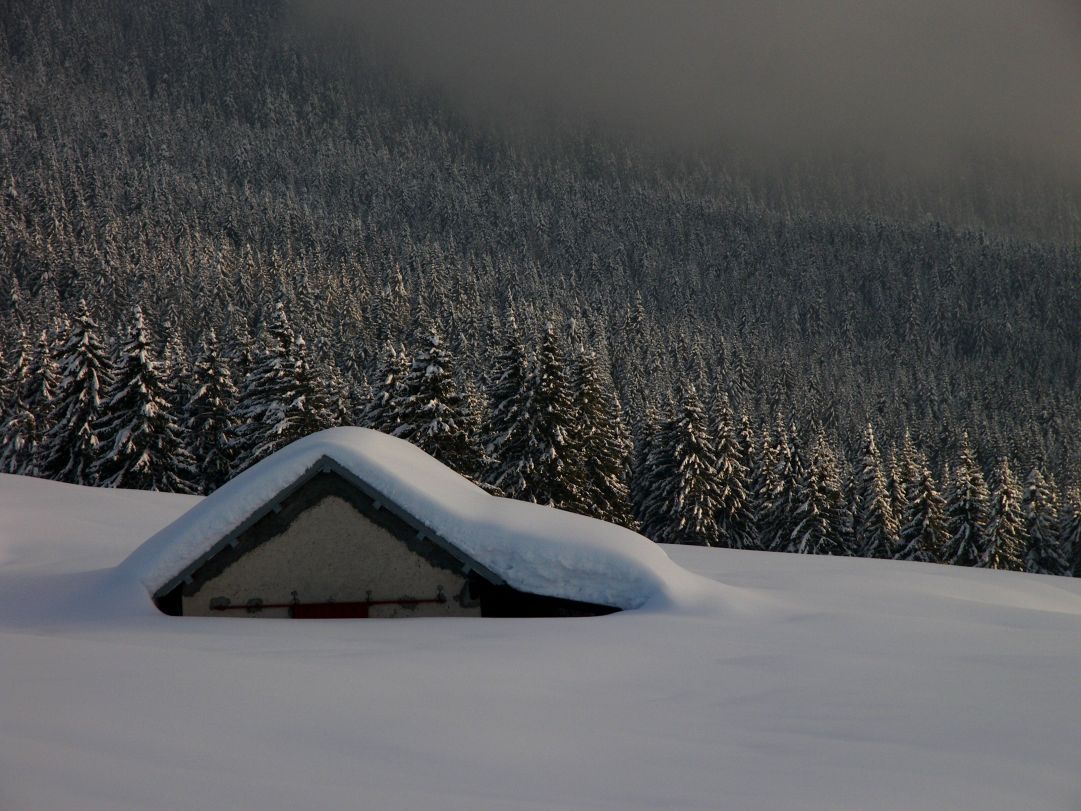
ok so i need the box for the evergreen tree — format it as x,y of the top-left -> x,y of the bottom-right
39,301 -> 113,484
184,328 -> 240,493
390,322 -> 485,479
162,329 -> 191,407
459,374 -> 495,486
0,328 -> 36,474
853,423 -> 898,558
630,402 -> 662,531
787,430 -> 851,555
13,328 -> 63,475
942,433 -> 989,566
887,446 -> 907,526
92,306 -> 197,492
736,413 -> 760,517
340,341 -> 371,424
0,339 -> 8,415
571,346 -> 635,527
979,457 -> 1026,571
0,392 -> 38,474
325,360 -> 354,427
486,322 -> 586,510
483,310 -> 533,493
223,320 -> 256,387
710,395 -> 754,548
896,453 -> 946,563
230,302 -> 336,474
1021,467 -> 1068,575
26,328 -> 61,424
1060,488 -> 1081,577
748,419 -> 781,550
362,339 -> 410,433
641,385 -> 723,545
759,421 -> 805,553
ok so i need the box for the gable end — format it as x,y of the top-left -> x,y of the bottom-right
153,455 -> 506,610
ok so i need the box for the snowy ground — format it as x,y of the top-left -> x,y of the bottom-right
2,473 -> 1080,811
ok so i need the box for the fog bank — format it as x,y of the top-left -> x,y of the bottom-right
299,0 -> 1081,173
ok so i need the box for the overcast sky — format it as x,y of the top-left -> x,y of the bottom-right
300,0 -> 1081,172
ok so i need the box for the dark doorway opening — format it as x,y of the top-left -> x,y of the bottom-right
467,576 -> 621,618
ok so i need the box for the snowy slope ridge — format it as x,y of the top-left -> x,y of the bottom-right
118,427 -> 714,611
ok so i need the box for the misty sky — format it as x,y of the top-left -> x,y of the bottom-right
302,0 -> 1081,171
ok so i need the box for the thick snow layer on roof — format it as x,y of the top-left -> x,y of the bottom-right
119,427 -> 708,610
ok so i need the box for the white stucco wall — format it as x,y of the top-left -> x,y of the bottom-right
183,495 -> 480,618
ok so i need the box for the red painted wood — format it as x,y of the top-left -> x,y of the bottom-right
209,595 -> 447,616
291,602 -> 370,619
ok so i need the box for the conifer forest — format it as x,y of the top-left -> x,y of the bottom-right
2,0 -> 1080,576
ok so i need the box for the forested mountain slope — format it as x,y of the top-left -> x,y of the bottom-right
1,0 -> 1079,547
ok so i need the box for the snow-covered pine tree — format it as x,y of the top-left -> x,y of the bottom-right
734,413 -> 762,548
759,421 -> 805,552
459,374 -> 495,486
748,419 -> 781,550
12,328 -> 62,475
332,366 -> 356,427
630,401 -> 662,531
361,339 -> 410,434
390,322 -> 485,480
571,346 -> 635,528
887,445 -> 907,527
1060,488 -> 1081,577
0,328 -> 36,474
942,433 -> 989,567
0,408 -> 34,475
787,429 -> 851,556
230,302 -> 336,474
484,321 -> 585,510
641,384 -> 722,545
710,394 -> 754,548
348,372 -> 372,426
39,301 -> 113,484
979,457 -> 1026,571
737,414 -> 759,496
296,334 -> 338,428
896,452 -> 946,563
223,319 -> 256,387
184,328 -> 240,493
27,327 -> 60,418
853,423 -> 898,558
91,305 -> 197,492
509,321 -> 587,510
304,329 -> 352,428
889,432 -> 918,554
161,327 -> 191,406
1021,467 -> 1068,575
340,338 -> 371,424
483,308 -> 532,492
0,329 -> 20,416
614,291 -> 650,411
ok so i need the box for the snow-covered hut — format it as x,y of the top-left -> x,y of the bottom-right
120,428 -> 685,618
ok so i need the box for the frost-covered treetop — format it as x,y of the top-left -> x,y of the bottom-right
119,427 -> 712,611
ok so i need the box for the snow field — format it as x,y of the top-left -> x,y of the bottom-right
1,472 -> 1080,810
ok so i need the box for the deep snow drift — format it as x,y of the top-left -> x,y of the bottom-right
2,471 -> 1081,811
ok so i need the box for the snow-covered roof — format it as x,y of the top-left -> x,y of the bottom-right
119,427 -> 696,610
